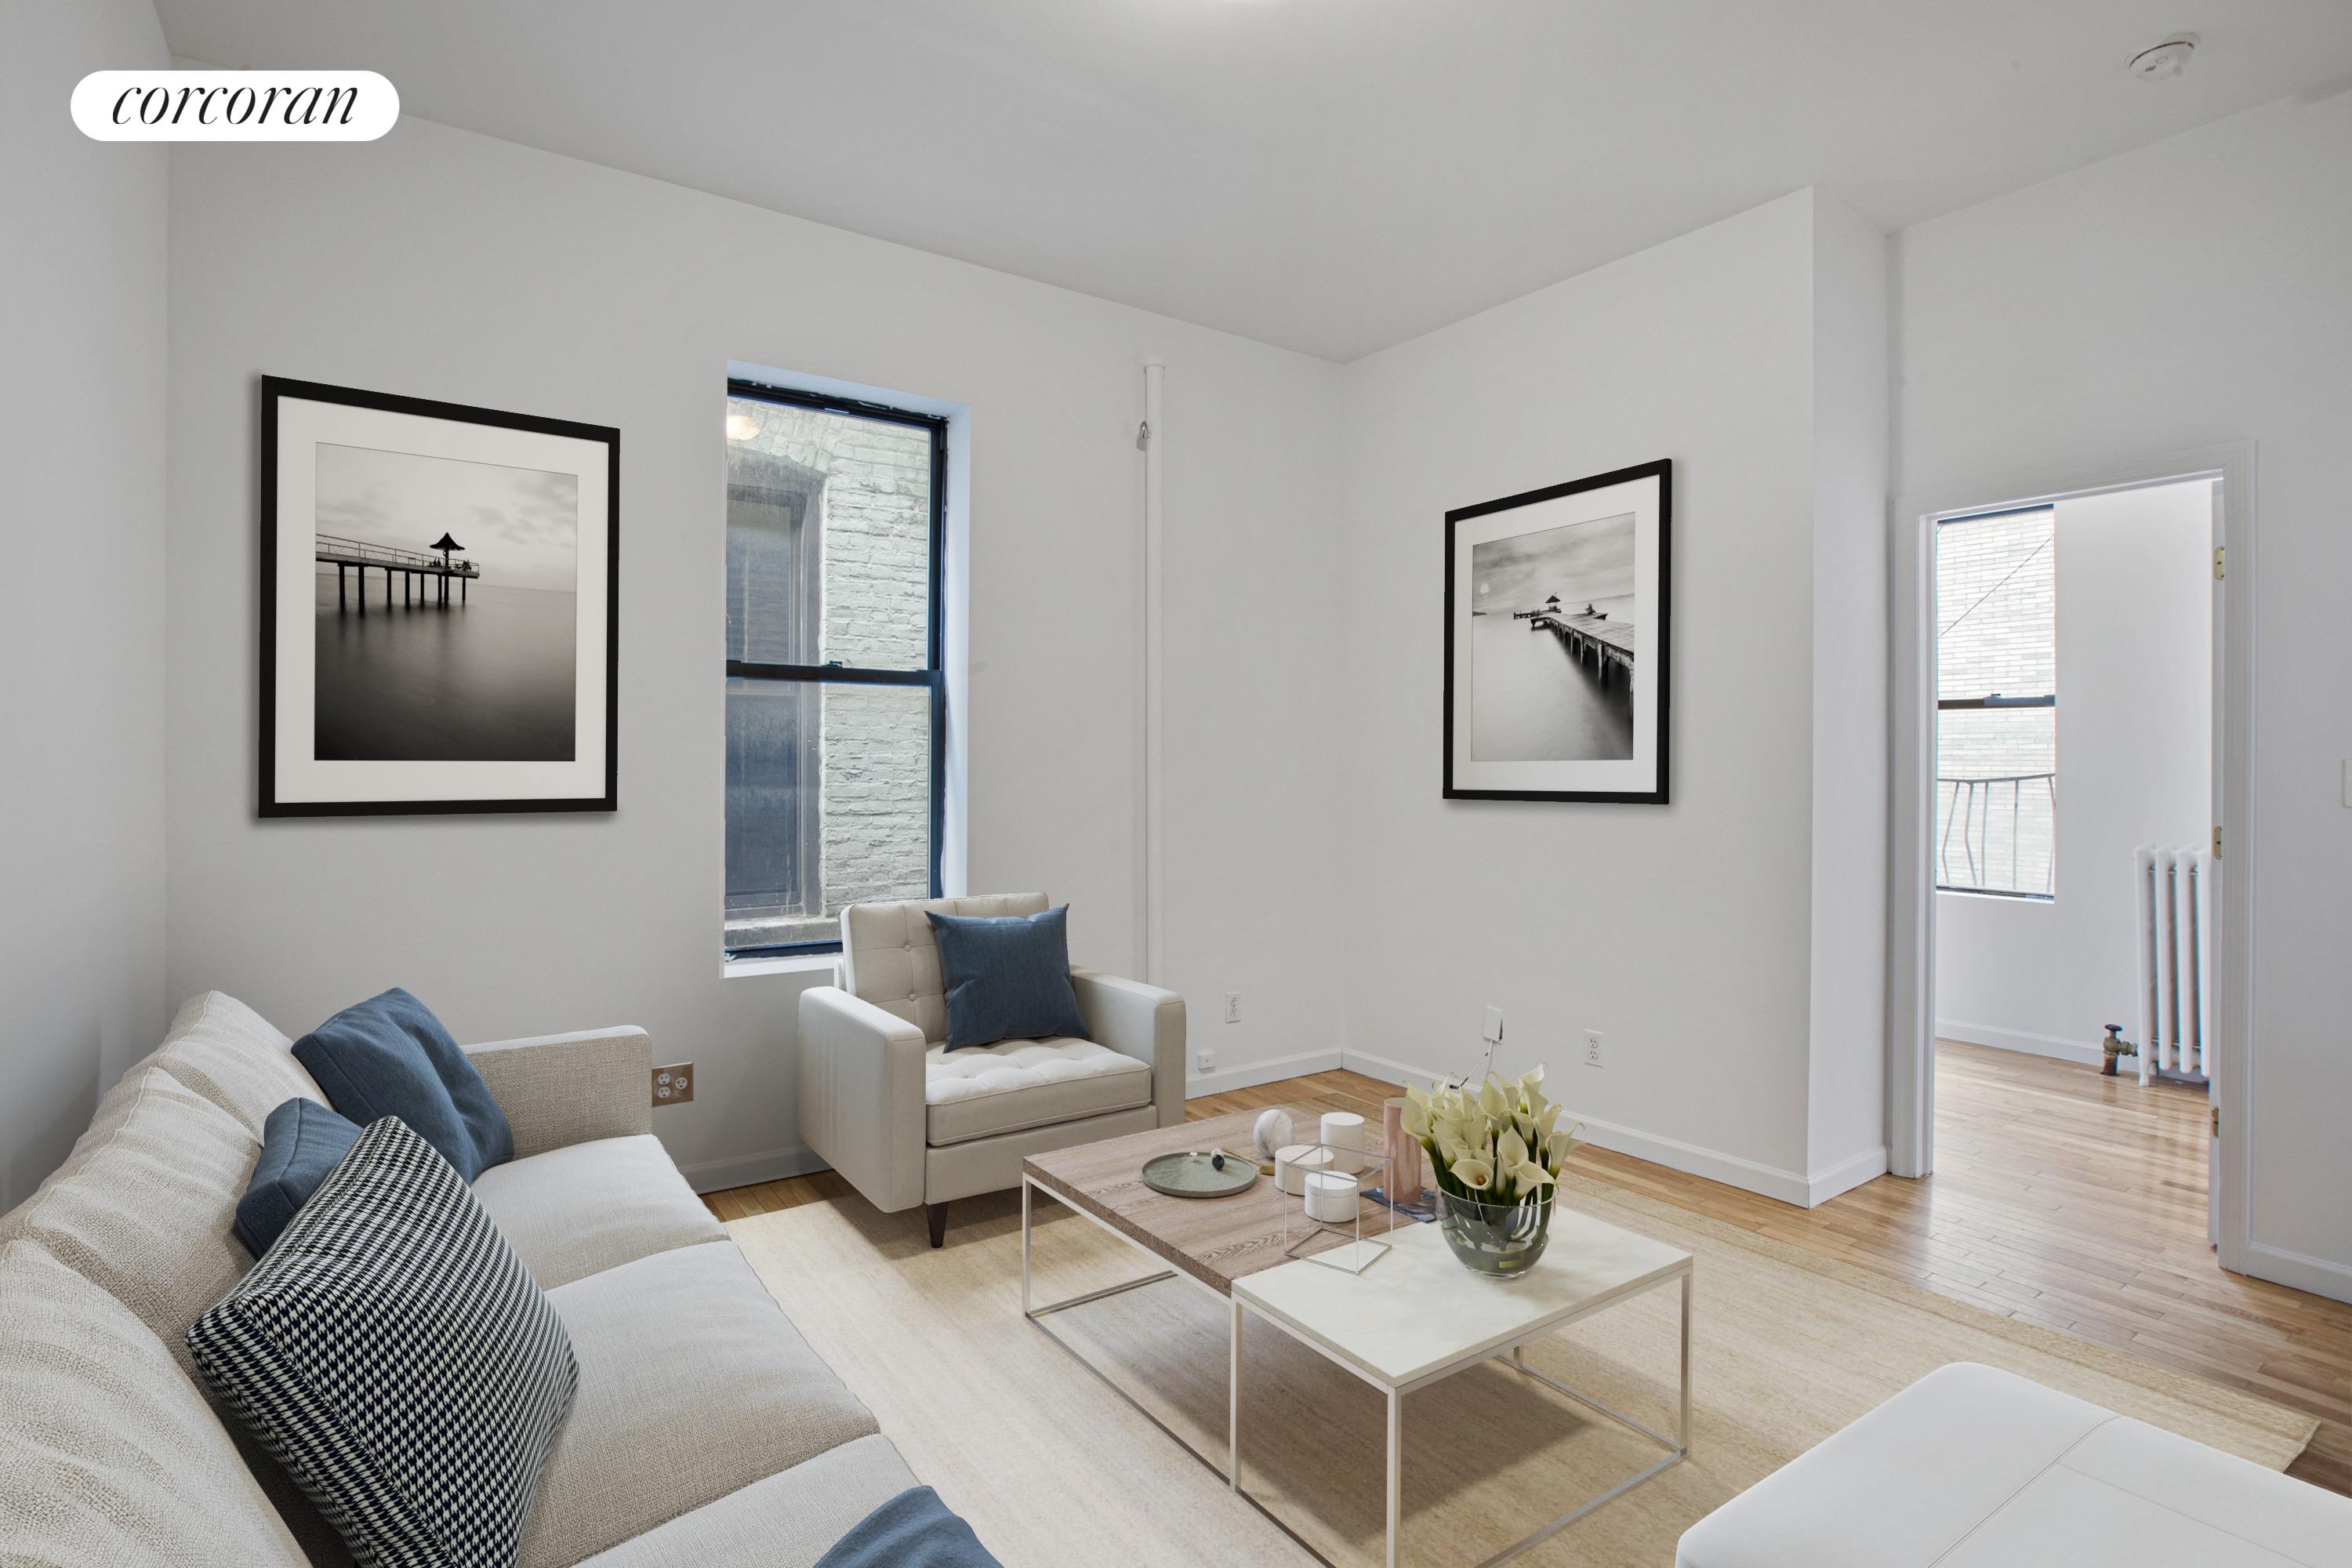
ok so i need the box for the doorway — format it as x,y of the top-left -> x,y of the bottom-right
1889,444 -> 2255,1278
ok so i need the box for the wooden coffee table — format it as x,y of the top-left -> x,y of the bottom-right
1020,1107 -> 1370,1500
1022,1110 -> 1695,1567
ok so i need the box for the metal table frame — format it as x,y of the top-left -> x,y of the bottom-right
1022,1174 -> 1693,1568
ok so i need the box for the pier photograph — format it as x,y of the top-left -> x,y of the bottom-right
312,441 -> 580,763
1443,459 -> 1670,803
259,376 -> 619,816
1468,512 -> 1637,762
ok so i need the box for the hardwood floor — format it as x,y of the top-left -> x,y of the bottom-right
708,1042 -> 2352,1496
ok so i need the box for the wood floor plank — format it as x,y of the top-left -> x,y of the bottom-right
708,1040 -> 2352,1497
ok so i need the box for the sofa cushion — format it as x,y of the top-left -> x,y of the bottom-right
924,1036 -> 1150,1145
523,1241 -> 880,1568
1676,1363 -> 2112,1568
0,1238 -> 305,1567
1937,1413 -> 2352,1568
925,905 -> 1090,1051
472,1134 -> 727,1290
0,1067 -> 260,1365
151,990 -> 326,1134
0,1064 -> 351,1560
2060,1417 -> 2352,1564
190,1117 -> 578,1568
235,1098 -> 363,1257
573,1435 -> 919,1568
293,988 -> 514,1180
1672,1362 -> 2352,1568
1938,1460 -> 2325,1568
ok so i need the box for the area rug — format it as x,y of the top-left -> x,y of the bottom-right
726,1171 -> 2316,1567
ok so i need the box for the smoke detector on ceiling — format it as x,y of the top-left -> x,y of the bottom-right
2127,33 -> 2198,81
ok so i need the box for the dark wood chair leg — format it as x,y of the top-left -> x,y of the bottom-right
925,1201 -> 949,1249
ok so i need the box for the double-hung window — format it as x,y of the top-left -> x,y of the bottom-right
1934,505 -> 2056,898
724,381 -> 945,956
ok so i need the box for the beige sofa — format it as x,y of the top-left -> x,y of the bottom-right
0,992 -> 921,1567
798,892 -> 1186,1247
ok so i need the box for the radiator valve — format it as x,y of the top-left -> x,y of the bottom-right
2100,1025 -> 2129,1076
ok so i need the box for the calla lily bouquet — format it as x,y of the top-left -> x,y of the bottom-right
1402,1065 -> 1578,1207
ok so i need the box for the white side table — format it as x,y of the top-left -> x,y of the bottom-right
1232,1212 -> 1693,1568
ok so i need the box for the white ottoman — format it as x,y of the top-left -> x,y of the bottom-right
1676,1362 -> 2350,1567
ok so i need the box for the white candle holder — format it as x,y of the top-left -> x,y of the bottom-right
1278,1138 -> 1395,1275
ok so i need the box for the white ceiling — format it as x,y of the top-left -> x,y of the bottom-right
156,1 -> 2352,362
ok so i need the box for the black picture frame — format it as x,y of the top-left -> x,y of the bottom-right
258,375 -> 620,817
1442,458 -> 1671,804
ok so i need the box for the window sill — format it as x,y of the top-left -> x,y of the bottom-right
1936,887 -> 2056,905
722,953 -> 842,981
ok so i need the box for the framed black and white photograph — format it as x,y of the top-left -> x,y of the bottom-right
1443,459 -> 1670,803
259,376 -> 619,816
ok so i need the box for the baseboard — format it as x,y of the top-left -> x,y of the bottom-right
1807,1144 -> 1889,1206
1936,1019 -> 2101,1065
2244,1241 -> 2352,1306
681,1142 -> 828,1195
1340,1049 -> 1457,1096
1189,1047 -> 1344,1097
1344,1048 -> 1820,1207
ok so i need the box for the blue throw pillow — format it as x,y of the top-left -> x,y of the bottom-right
811,1486 -> 1003,1568
925,906 -> 1091,1051
291,989 -> 513,1180
234,1098 -> 362,1257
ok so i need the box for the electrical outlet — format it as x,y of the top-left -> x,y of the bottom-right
1483,1007 -> 1504,1044
1196,1048 -> 1217,1073
652,1063 -> 695,1105
1584,1029 -> 1603,1069
1224,991 -> 1241,1024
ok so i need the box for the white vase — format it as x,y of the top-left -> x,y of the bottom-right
1304,1171 -> 1359,1223
1276,1143 -> 1338,1196
1319,1111 -> 1366,1174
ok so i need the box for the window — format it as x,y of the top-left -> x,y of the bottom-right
1935,506 -> 2056,898
724,382 -> 945,955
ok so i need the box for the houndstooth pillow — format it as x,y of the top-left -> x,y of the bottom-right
188,1116 -> 577,1568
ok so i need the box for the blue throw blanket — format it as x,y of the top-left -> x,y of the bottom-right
812,1487 -> 1003,1568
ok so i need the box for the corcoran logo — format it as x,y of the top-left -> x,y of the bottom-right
71,71 -> 398,142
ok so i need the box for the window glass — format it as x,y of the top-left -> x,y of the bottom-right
724,387 -> 942,955
1936,507 -> 2056,898
725,397 -> 932,671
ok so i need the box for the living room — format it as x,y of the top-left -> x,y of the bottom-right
5,2 -> 2351,1565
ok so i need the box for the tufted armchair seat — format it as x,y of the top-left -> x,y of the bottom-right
796,894 -> 1185,1247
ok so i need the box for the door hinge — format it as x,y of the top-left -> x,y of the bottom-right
2212,825 -> 2222,858
2213,546 -> 2225,581
2211,1104 -> 2220,1138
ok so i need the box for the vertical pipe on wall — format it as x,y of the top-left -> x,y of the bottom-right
1141,359 -> 1166,986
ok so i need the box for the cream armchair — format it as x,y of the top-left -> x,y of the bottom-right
797,893 -> 1185,1247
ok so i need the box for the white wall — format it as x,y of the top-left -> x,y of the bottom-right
1936,481 -> 2213,1062
0,0 -> 172,1209
1805,194 -> 1892,1192
1896,90 -> 2352,1297
164,116 -> 1346,1190
1335,190 -> 1889,1206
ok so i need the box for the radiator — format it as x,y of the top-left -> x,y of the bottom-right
2133,844 -> 2210,1085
